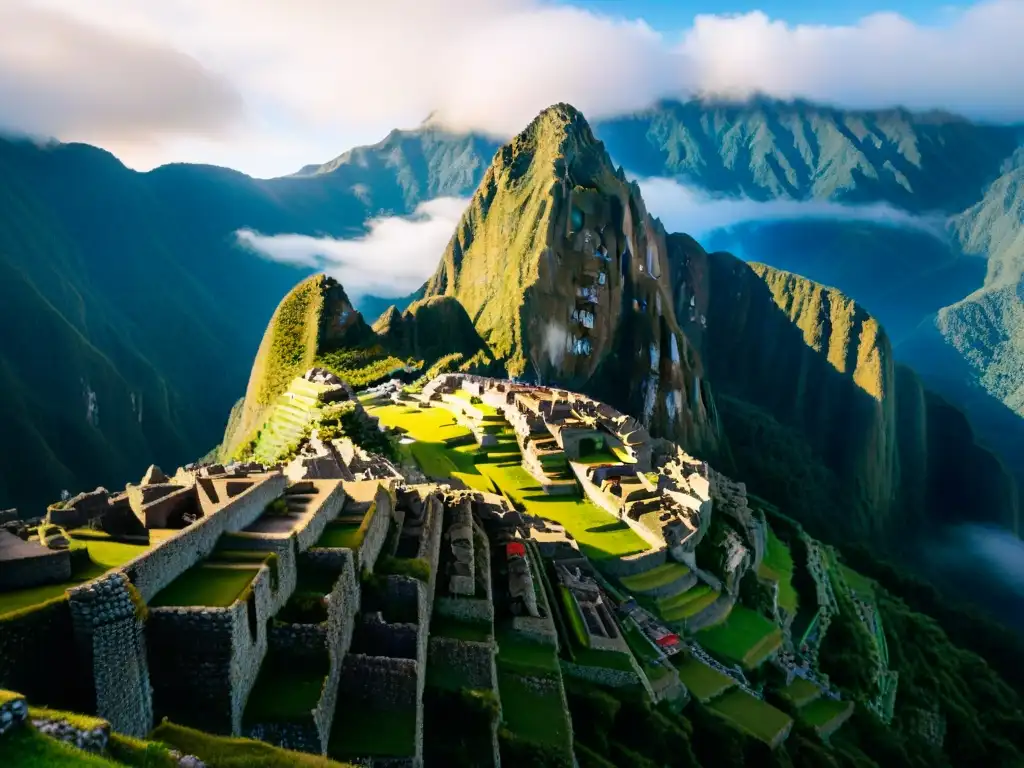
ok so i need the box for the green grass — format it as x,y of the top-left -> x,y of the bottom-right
328,704 -> 417,759
621,622 -> 662,664
707,689 -> 793,745
799,697 -> 854,729
0,538 -> 149,616
497,628 -> 559,676
574,447 -> 620,465
366,404 -> 497,490
497,669 -> 572,755
674,657 -> 736,702
1,725 -> 119,767
152,720 -> 356,766
696,605 -> 782,669
315,522 -> 363,549
244,656 -> 326,725
779,676 -> 822,707
452,389 -> 500,418
432,613 -> 492,642
572,646 -> 637,672
620,562 -> 691,593
656,584 -> 718,622
757,523 -> 799,615
149,564 -> 260,608
560,586 -> 590,648
478,462 -> 648,560
839,564 -> 876,599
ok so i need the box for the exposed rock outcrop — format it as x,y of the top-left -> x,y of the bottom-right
423,104 -> 717,452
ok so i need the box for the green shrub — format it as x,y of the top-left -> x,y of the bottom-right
375,556 -> 430,583
263,498 -> 289,517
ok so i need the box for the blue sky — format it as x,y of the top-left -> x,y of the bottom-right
561,0 -> 954,28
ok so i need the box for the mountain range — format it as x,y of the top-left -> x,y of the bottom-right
1,98 -> 1022,540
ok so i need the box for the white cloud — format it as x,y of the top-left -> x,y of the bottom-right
9,0 -> 1024,175
636,177 -> 949,239
0,3 -> 242,147
236,196 -> 469,300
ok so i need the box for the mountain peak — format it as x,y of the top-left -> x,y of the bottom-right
422,106 -> 717,450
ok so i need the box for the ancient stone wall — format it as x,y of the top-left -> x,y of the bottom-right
428,637 -> 496,690
435,597 -> 493,623
338,655 -> 418,711
0,545 -> 70,591
147,565 -> 272,735
269,622 -> 329,663
121,473 -> 286,602
286,481 -> 346,552
67,572 -> 153,737
358,487 -> 392,573
561,660 -> 642,689
599,547 -> 667,577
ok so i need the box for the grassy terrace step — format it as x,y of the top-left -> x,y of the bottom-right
620,562 -> 691,593
798,697 -> 855,733
780,677 -> 823,707
153,720 -> 356,766
757,522 -> 799,615
706,689 -> 793,745
245,653 -> 328,727
674,656 -> 737,702
149,563 -> 261,608
0,536 -> 150,616
657,584 -> 719,622
328,705 -> 417,761
696,605 -> 783,669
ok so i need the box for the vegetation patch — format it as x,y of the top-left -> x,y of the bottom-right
779,676 -> 822,707
656,584 -> 718,622
620,562 -> 691,593
149,564 -> 260,608
757,522 -> 799,615
244,654 -> 327,725
152,720 -> 355,767
497,670 -> 573,757
798,697 -> 853,730
706,689 -> 793,745
479,462 -> 648,560
559,586 -> 590,648
696,605 -> 782,669
1,724 -> 117,767
497,628 -> 560,676
328,704 -> 417,759
674,657 -> 736,702
431,613 -> 491,642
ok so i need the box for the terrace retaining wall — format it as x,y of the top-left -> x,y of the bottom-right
599,547 -> 667,578
428,637 -> 496,690
66,572 -> 153,738
121,473 -> 286,602
294,482 -> 347,551
147,564 -> 272,735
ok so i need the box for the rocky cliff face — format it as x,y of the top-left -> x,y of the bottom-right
689,245 -> 1019,539
423,104 -> 717,451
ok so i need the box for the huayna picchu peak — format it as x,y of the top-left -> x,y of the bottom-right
424,103 -> 718,452
1,100 -> 1023,768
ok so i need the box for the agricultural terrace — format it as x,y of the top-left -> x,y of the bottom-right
0,533 -> 149,615
757,522 -> 799,615
707,689 -> 793,745
554,586 -> 636,673
245,652 -> 328,726
656,584 -> 719,623
798,697 -> 855,731
838,564 -> 876,599
779,676 -> 822,707
369,399 -> 650,560
696,605 -> 783,669
329,705 -> 417,761
149,563 -> 261,608
495,628 -> 572,758
674,656 -> 736,702
620,562 -> 691,593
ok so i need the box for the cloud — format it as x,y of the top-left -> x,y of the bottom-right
236,196 -> 469,300
0,3 -> 242,148
959,524 -> 1024,595
14,0 -> 1024,175
635,177 -> 949,238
